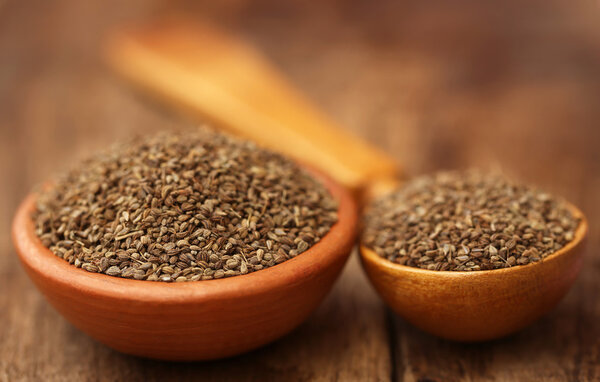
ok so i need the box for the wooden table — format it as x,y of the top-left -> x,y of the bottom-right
1,0 -> 599,380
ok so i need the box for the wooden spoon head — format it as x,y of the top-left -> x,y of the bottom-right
360,204 -> 588,341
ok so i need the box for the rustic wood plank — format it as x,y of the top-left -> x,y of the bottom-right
1,0 -> 600,380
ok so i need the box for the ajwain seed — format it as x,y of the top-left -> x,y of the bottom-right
32,127 -> 338,282
361,169 -> 579,271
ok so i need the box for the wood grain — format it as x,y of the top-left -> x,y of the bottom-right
1,0 -> 599,380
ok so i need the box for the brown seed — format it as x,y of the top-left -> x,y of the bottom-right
225,259 -> 239,269
361,169 -> 580,272
214,270 -> 225,279
81,263 -> 99,273
106,266 -> 121,276
32,128 -> 338,282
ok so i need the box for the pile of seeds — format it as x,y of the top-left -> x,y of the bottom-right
362,170 -> 580,271
33,127 -> 338,282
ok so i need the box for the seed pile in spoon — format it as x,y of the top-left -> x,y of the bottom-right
362,170 -> 580,271
33,127 -> 338,282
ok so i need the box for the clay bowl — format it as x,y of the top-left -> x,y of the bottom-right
12,172 -> 357,361
360,204 -> 588,342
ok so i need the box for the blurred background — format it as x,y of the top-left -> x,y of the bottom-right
1,0 -> 599,381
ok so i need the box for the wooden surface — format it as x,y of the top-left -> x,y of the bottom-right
1,0 -> 599,380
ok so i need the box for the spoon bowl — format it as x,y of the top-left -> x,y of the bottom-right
360,204 -> 588,341
12,171 -> 357,361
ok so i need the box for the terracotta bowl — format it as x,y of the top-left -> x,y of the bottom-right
12,173 -> 357,361
360,204 -> 588,342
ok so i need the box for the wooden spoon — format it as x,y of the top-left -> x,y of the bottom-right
105,18 -> 589,341
361,203 -> 587,341
105,18 -> 400,200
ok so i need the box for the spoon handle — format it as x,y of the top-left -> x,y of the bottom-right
105,18 -> 400,197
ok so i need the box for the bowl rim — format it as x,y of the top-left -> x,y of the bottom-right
360,202 -> 588,277
12,169 -> 358,304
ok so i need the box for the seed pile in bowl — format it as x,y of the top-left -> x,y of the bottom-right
33,127 -> 338,282
362,170 -> 580,271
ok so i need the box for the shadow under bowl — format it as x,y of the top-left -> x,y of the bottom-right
12,172 -> 357,361
360,203 -> 588,342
